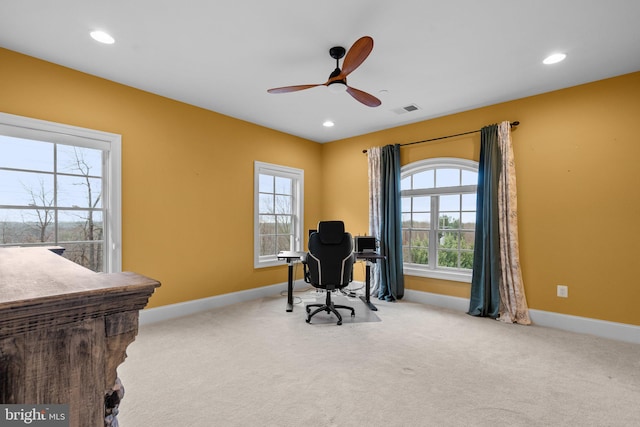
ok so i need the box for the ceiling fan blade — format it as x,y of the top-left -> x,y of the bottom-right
346,86 -> 381,107
267,84 -> 322,94
340,36 -> 374,77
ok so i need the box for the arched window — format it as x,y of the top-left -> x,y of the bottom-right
401,158 -> 478,282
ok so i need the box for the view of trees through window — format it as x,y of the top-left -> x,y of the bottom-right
0,135 -> 105,272
258,173 -> 294,257
401,159 -> 477,275
404,207 -> 475,269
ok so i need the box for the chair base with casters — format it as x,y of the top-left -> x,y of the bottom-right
306,287 -> 355,325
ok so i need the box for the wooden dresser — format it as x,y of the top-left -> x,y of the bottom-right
0,247 -> 160,426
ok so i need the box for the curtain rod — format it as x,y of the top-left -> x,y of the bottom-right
362,121 -> 520,154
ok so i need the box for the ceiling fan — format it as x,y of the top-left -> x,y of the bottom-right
267,36 -> 381,107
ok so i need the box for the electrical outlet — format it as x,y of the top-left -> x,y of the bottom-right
557,285 -> 568,298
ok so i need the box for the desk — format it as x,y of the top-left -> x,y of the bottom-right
355,252 -> 385,311
277,251 -> 305,312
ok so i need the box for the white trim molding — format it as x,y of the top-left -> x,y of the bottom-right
253,161 -> 304,269
140,282 -> 287,325
140,284 -> 640,345
403,289 -> 640,345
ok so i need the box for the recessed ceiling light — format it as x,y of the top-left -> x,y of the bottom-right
323,120 -> 335,127
90,30 -> 115,44
543,53 -> 566,65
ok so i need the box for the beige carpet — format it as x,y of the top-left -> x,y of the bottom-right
117,290 -> 640,426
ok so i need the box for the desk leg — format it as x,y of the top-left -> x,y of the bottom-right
359,262 -> 378,311
286,262 -> 294,312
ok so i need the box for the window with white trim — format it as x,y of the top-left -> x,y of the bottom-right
254,161 -> 303,268
0,113 -> 122,273
401,158 -> 478,282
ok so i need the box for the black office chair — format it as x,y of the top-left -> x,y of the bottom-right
302,221 -> 356,325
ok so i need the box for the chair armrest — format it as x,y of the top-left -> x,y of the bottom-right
301,252 -> 311,283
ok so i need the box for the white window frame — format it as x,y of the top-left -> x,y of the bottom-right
0,112 -> 122,273
254,161 -> 304,268
401,157 -> 478,283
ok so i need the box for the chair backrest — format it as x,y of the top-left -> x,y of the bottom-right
306,221 -> 354,289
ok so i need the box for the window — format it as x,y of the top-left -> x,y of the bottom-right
401,158 -> 477,282
254,161 -> 303,268
0,113 -> 121,273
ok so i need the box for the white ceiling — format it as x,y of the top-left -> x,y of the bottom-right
1,1 -> 640,143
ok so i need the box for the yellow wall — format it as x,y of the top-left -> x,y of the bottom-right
323,71 -> 640,326
0,48 -> 322,308
2,47 -> 639,326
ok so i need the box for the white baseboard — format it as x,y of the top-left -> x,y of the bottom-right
403,289 -> 640,344
403,289 -> 470,312
139,282 -> 287,325
140,284 -> 639,345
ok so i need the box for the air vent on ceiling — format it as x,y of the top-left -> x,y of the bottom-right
392,104 -> 421,115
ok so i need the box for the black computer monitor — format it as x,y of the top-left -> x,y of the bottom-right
354,236 -> 377,253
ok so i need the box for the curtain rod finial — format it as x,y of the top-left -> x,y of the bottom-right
511,121 -> 520,127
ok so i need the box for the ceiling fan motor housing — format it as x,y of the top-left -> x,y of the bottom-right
329,46 -> 346,60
